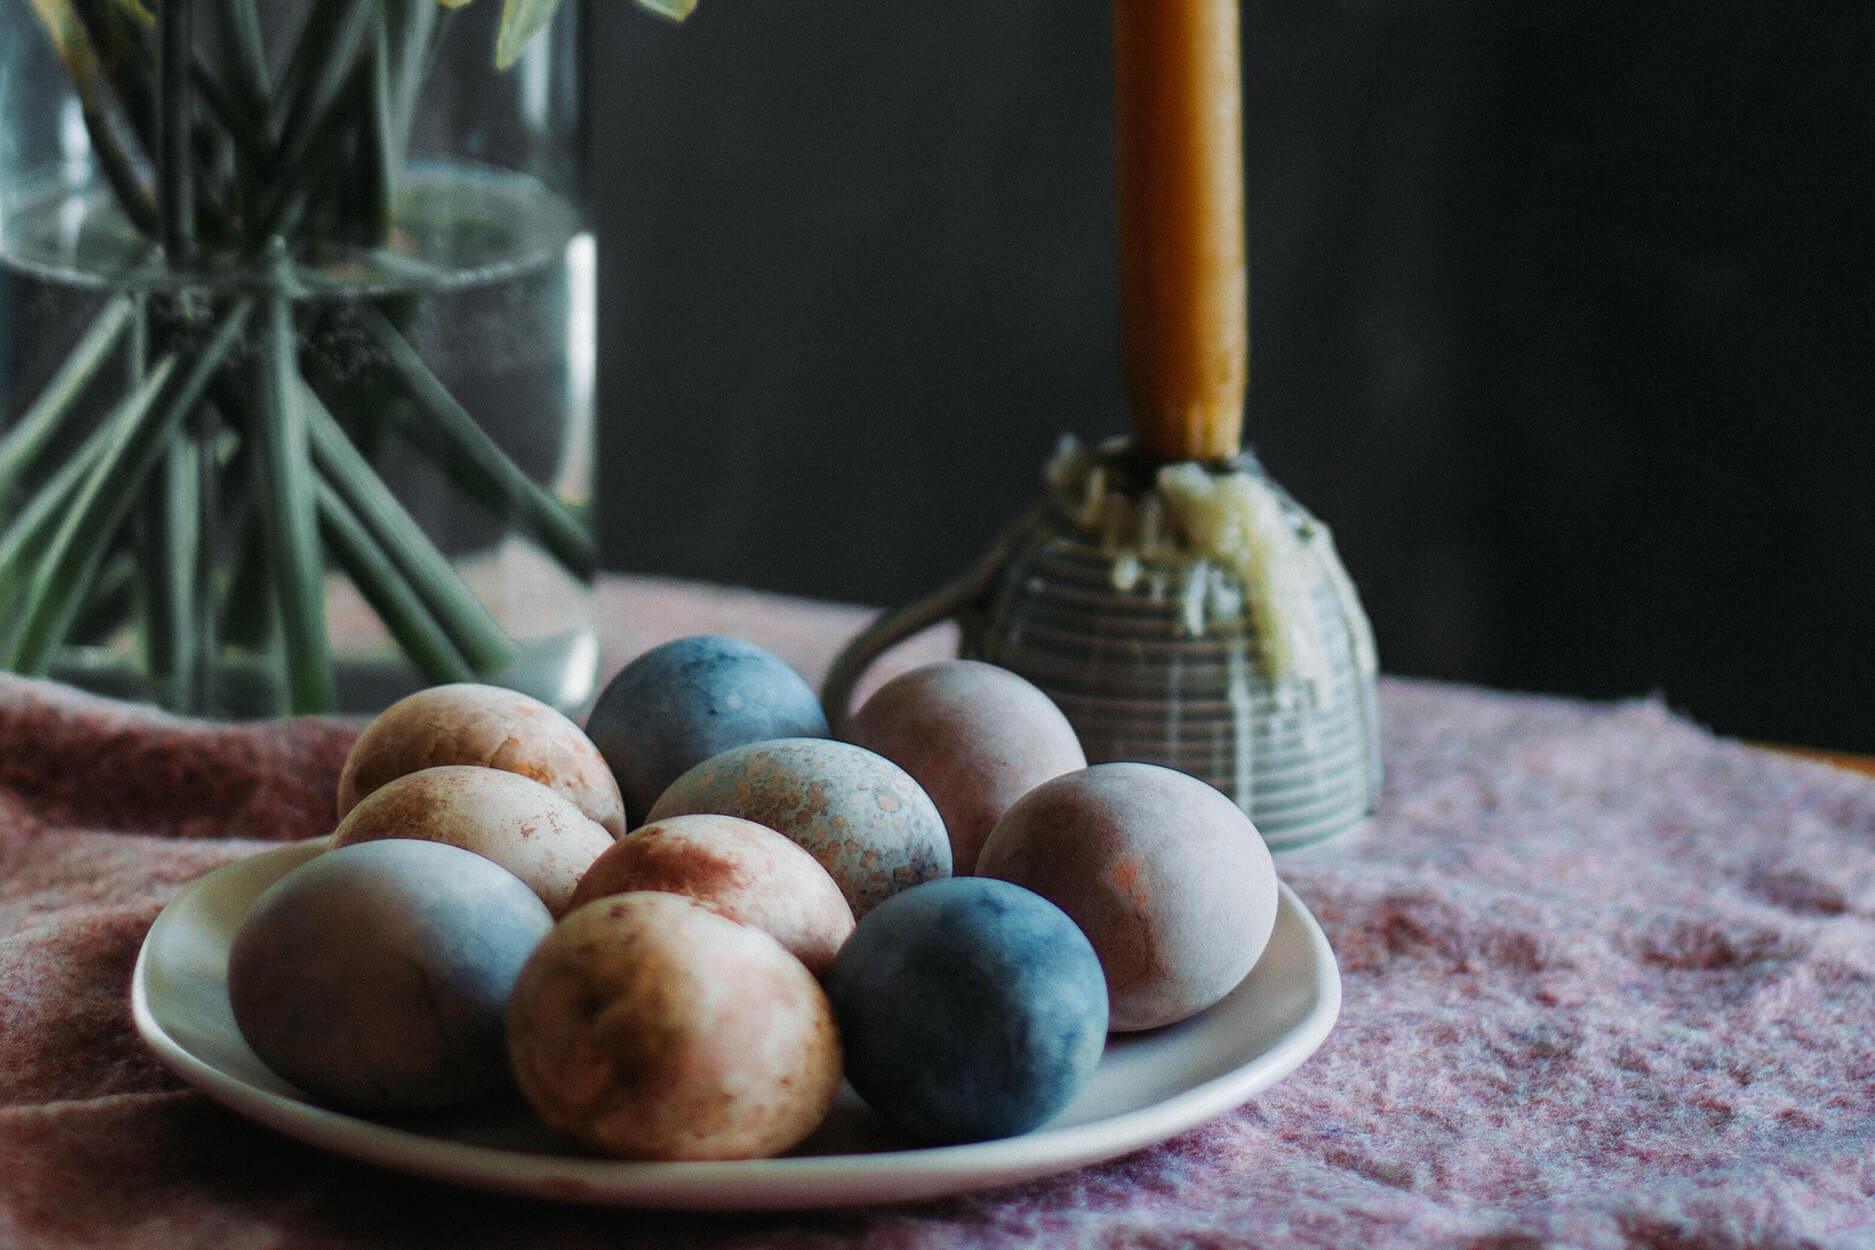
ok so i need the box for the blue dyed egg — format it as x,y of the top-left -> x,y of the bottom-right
227,839 -> 554,1111
824,877 -> 1108,1143
586,635 -> 829,824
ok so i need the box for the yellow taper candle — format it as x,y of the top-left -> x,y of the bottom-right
1113,0 -> 1248,464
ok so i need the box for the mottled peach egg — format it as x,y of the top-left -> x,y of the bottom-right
333,765 -> 615,917
976,762 -> 1280,1031
506,892 -> 843,1160
337,683 -> 625,836
844,659 -> 1086,874
645,738 -> 951,918
568,813 -> 853,974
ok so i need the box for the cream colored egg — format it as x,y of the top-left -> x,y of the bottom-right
337,683 -> 625,836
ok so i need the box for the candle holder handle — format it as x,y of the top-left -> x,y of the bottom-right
821,444 -> 1382,851
819,505 -> 1038,735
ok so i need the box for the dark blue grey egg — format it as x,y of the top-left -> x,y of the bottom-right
824,876 -> 1108,1144
226,839 -> 553,1111
586,635 -> 829,824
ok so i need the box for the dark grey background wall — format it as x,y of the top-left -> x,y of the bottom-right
585,1 -> 1873,752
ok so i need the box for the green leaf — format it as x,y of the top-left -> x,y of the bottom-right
494,0 -> 560,69
25,0 -> 89,68
633,0 -> 697,21
105,0 -> 153,27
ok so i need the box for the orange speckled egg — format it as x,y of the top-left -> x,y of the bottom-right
568,813 -> 854,974
506,892 -> 843,1160
976,762 -> 1279,1031
336,683 -> 625,837
332,765 -> 614,917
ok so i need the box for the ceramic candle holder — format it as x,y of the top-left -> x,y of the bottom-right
823,439 -> 1382,851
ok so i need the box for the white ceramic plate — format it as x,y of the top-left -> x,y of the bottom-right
131,840 -> 1341,1211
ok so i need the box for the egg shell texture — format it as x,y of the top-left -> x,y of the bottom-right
227,839 -> 553,1111
505,891 -> 843,1161
568,813 -> 853,975
332,765 -> 615,917
843,659 -> 1086,874
336,683 -> 626,836
976,761 -> 1280,1031
585,636 -> 830,824
645,737 -> 951,918
826,877 -> 1108,1144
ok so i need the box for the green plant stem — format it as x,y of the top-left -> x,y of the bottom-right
387,0 -> 443,142
189,54 -> 274,182
68,0 -> 159,155
6,297 -> 253,674
314,479 -> 477,685
0,294 -> 137,508
158,0 -> 197,262
81,102 -> 161,237
203,0 -> 270,111
358,7 -> 398,243
247,257 -> 334,712
302,382 -> 518,673
141,431 -> 201,696
201,390 -> 275,651
258,0 -> 378,241
356,304 -> 597,579
3,359 -> 175,670
189,417 -> 222,710
0,406 -> 128,630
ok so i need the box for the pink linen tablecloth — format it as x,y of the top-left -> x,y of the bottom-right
3,574 -> 1873,1249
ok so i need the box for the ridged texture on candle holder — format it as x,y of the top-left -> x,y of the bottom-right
960,501 -> 1380,851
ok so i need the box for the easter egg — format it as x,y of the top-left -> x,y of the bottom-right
646,737 -> 950,917
843,659 -> 1085,873
226,839 -> 553,1111
976,762 -> 1279,1031
825,877 -> 1107,1143
332,765 -> 615,917
585,635 -> 829,824
567,813 -> 853,974
506,891 -> 843,1160
336,683 -> 625,836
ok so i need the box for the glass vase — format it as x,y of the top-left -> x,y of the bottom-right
0,0 -> 597,718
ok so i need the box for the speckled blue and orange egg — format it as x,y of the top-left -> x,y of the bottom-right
646,736 -> 952,918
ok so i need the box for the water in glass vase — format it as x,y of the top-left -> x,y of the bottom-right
0,164 -> 599,718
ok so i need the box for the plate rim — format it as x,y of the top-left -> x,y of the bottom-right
131,841 -> 1341,1210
